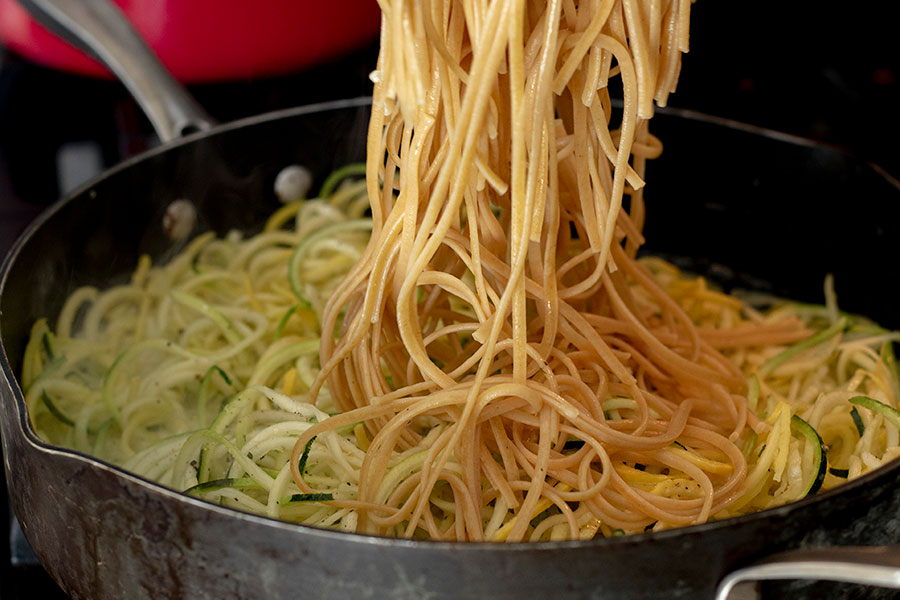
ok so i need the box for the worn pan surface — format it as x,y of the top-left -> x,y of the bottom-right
2,95 -> 900,599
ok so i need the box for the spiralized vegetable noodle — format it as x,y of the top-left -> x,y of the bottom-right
22,0 -> 900,542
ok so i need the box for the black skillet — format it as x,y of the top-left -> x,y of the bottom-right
1,1 -> 900,599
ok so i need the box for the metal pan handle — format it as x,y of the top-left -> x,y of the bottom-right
716,545 -> 900,599
17,0 -> 214,143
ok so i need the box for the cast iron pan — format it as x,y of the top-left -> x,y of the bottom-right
2,1 -> 900,599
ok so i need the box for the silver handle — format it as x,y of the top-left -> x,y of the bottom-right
18,0 -> 214,143
716,546 -> 900,600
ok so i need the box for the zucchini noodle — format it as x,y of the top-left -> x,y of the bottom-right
22,0 -> 900,542
23,175 -> 373,532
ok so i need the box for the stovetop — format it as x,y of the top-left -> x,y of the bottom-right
2,2 -> 899,598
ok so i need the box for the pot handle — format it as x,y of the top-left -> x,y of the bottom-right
17,0 -> 214,143
715,545 -> 900,599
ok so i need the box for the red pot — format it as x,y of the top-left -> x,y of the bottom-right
0,0 -> 381,82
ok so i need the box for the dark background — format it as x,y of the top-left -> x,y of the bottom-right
1,1 -> 899,598
673,1 -> 899,178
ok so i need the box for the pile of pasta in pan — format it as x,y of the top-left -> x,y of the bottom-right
23,0 -> 900,541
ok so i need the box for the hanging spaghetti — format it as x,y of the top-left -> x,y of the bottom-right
293,0 -> 778,540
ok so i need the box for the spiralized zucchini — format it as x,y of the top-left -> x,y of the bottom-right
22,167 -> 372,531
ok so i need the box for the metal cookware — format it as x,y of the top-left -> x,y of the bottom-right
2,1 -> 900,598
